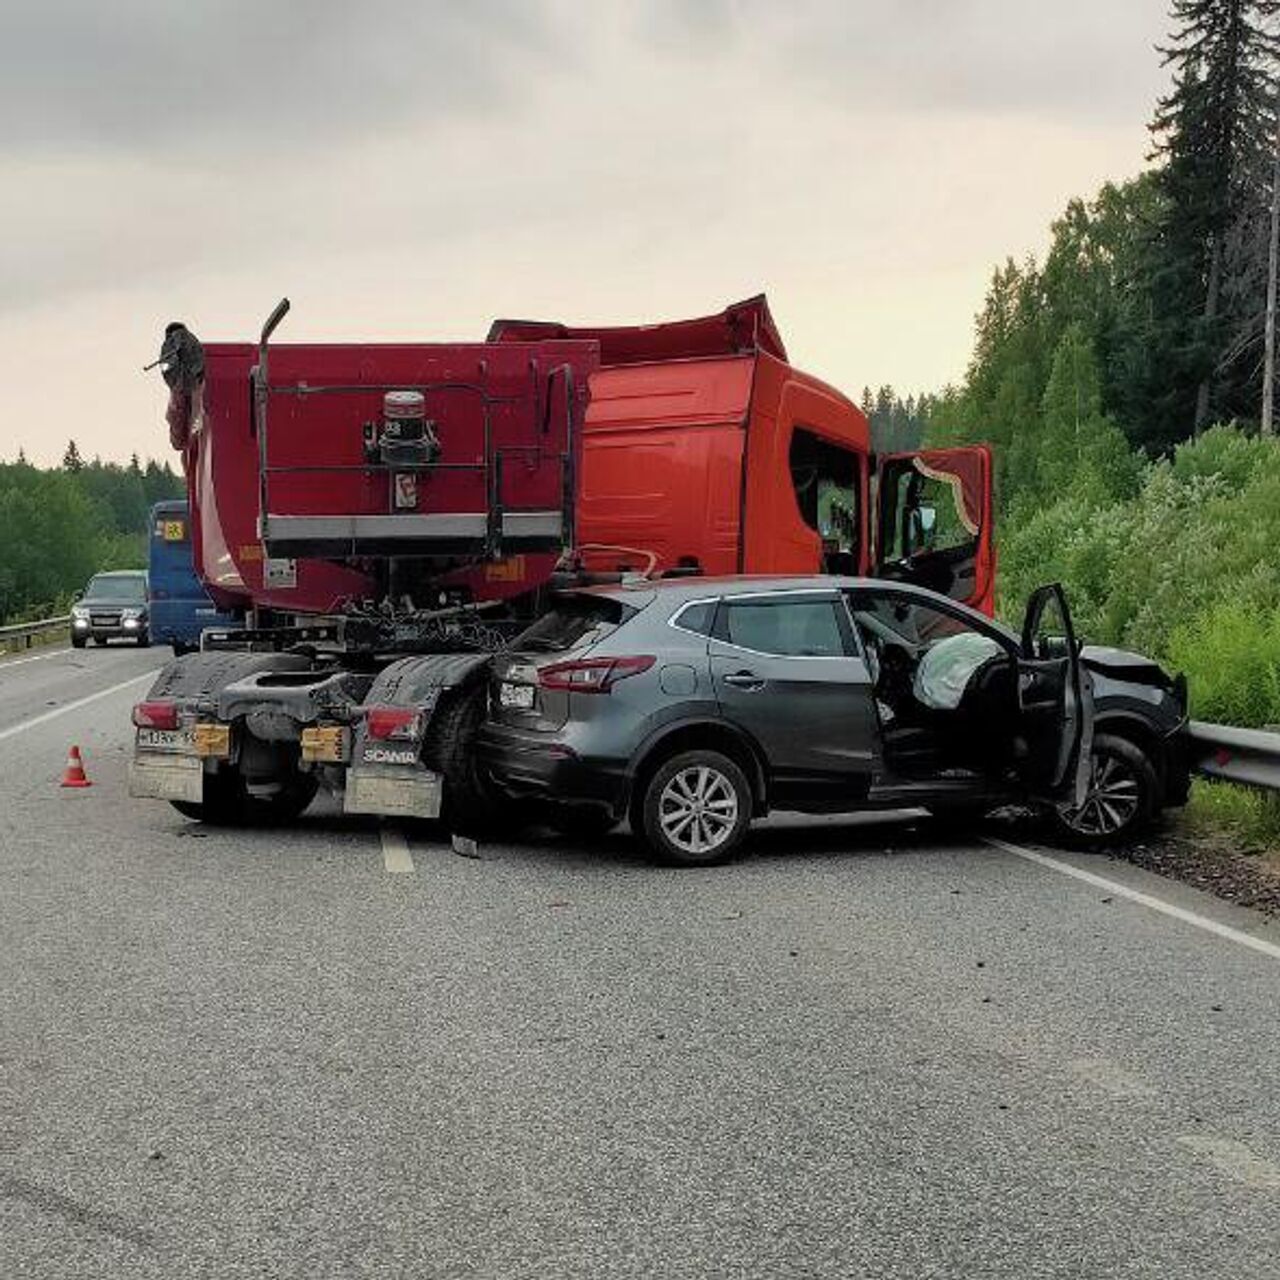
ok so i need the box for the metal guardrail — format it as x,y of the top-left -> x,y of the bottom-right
0,615 -> 70,651
1188,720 -> 1280,793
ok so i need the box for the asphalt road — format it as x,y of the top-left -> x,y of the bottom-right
3,645 -> 1280,1279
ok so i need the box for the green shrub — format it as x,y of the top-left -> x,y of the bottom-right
1166,602 -> 1280,728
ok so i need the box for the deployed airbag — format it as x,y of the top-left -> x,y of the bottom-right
913,632 -> 1004,711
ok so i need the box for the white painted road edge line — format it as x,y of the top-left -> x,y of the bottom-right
986,836 -> 1280,963
0,670 -> 161,744
381,826 -> 416,875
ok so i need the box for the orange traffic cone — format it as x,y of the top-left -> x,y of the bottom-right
60,745 -> 92,788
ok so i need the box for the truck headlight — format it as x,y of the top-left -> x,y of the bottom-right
71,607 -> 89,620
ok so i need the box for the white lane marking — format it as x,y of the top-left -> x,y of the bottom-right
986,837 -> 1280,963
381,826 -> 415,875
1178,1134 -> 1280,1190
0,671 -> 160,744
0,647 -> 71,670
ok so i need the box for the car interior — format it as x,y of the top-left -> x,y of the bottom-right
846,591 -> 1019,780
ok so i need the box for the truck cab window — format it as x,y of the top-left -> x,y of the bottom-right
885,468 -> 976,561
789,429 -> 860,574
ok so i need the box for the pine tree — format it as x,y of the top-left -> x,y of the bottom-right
1150,0 -> 1280,432
62,440 -> 83,473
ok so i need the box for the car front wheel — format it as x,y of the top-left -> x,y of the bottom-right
1051,733 -> 1158,848
638,749 -> 752,867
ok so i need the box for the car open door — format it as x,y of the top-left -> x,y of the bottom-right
874,446 -> 994,614
1016,583 -> 1092,805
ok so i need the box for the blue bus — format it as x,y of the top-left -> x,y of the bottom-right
147,500 -> 242,654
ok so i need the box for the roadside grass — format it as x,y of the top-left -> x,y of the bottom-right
1179,781 -> 1280,867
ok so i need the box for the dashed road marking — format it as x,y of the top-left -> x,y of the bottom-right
987,837 -> 1280,963
0,670 -> 160,744
0,647 -> 71,670
381,826 -> 415,874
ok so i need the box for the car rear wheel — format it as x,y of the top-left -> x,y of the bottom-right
638,749 -> 752,867
1052,733 -> 1158,848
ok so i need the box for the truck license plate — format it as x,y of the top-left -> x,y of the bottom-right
136,727 -> 195,754
499,682 -> 535,710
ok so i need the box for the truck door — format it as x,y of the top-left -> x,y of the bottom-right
874,446 -> 994,613
1016,583 -> 1093,806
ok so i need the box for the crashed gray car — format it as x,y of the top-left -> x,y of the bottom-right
479,576 -> 1190,866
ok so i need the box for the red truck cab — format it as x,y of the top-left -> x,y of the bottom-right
493,296 -> 994,614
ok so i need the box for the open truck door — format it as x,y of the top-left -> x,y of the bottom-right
875,446 -> 994,613
1016,583 -> 1093,807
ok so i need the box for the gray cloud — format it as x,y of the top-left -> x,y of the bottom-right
637,0 -> 1171,123
0,0 -> 555,151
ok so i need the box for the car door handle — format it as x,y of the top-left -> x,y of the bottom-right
723,671 -> 766,691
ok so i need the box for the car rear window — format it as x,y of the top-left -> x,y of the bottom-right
672,600 -> 717,636
513,596 -> 631,653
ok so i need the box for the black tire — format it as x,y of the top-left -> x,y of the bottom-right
541,804 -> 618,840
169,767 -> 318,826
636,748 -> 753,867
71,635 -> 86,649
1050,732 -> 1159,849
136,630 -> 150,648
423,684 -> 497,836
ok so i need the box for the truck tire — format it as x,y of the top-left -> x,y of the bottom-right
424,684 -> 497,836
1050,732 -> 1159,849
71,635 -> 86,649
635,749 -> 752,867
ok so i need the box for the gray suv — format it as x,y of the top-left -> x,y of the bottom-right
478,576 -> 1189,866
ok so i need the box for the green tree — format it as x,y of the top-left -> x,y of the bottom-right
62,440 -> 83,473
1149,0 -> 1280,435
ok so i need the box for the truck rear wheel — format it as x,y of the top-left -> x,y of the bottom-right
170,767 -> 318,826
424,684 -> 498,836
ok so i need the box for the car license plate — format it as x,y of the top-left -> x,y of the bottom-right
136,727 -> 194,754
499,682 -> 535,710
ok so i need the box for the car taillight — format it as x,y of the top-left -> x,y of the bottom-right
133,700 -> 179,730
365,707 -> 423,740
537,655 -> 655,694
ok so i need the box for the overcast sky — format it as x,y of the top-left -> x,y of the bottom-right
0,0 -> 1173,465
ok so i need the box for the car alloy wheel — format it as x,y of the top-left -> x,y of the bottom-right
657,764 -> 740,857
1058,750 -> 1142,838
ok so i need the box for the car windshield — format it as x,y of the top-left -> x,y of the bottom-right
513,595 -> 629,653
84,574 -> 146,603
